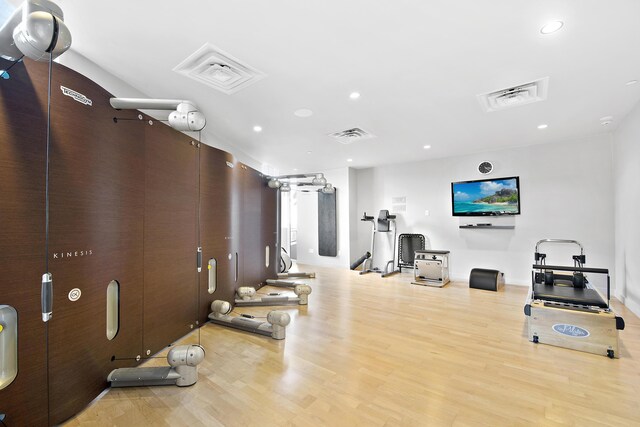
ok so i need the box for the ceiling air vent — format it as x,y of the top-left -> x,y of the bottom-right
328,127 -> 375,144
477,77 -> 549,112
173,43 -> 266,94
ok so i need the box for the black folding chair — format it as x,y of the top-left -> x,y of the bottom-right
398,234 -> 425,272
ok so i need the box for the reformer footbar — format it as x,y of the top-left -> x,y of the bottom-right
524,239 -> 625,358
235,285 -> 311,306
207,300 -> 291,340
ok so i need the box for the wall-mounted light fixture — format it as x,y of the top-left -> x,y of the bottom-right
0,0 -> 72,62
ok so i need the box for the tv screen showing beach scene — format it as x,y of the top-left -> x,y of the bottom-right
451,176 -> 520,216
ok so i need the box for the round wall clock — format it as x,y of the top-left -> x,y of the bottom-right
478,161 -> 493,174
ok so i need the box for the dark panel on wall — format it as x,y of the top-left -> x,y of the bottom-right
261,181 -> 279,280
318,190 -> 338,257
0,59 -> 48,427
240,164 -> 264,288
143,123 -> 198,354
198,145 -> 235,322
45,63 -> 146,425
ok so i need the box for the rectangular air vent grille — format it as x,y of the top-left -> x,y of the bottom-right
477,77 -> 549,112
328,127 -> 376,144
173,43 -> 266,94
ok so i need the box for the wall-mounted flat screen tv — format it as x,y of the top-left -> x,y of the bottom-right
451,176 -> 520,216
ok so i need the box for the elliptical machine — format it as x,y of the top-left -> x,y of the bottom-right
358,210 -> 400,277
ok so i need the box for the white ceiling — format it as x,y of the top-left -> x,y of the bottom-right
12,0 -> 640,172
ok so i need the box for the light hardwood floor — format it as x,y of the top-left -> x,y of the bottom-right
64,265 -> 640,426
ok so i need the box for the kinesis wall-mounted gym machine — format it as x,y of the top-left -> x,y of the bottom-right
208,300 -> 291,340
107,345 -> 206,387
279,248 -> 316,278
235,284 -> 312,306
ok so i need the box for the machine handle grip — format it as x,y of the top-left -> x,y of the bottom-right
41,273 -> 52,322
196,247 -> 202,272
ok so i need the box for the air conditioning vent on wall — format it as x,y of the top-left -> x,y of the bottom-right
173,43 -> 266,94
477,77 -> 549,112
328,127 -> 375,144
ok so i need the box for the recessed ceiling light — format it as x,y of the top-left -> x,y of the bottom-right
253,125 -> 262,132
601,121 -> 612,126
349,92 -> 361,100
540,21 -> 564,34
423,145 -> 431,149
306,151 -> 312,154
294,108 -> 313,118
626,80 -> 638,86
537,124 -> 548,129
293,168 -> 298,171
599,116 -> 613,122
347,158 -> 353,162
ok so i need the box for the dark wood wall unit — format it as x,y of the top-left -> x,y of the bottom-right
143,123 -> 199,355
198,144 -> 236,322
45,63 -> 146,426
0,59 -> 49,427
0,58 -> 279,425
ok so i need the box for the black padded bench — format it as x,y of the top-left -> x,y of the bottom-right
469,268 -> 504,291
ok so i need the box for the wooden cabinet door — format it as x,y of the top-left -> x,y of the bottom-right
239,165 -> 264,288
198,145 -> 235,321
261,180 -> 279,280
143,124 -> 199,355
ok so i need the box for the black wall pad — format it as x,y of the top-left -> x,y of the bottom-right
318,189 -> 337,256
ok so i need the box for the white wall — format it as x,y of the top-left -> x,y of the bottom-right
613,101 -> 640,317
354,134 -> 615,287
348,167 -> 359,263
295,167 -> 351,268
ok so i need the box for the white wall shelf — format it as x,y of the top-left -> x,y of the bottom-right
459,225 -> 515,229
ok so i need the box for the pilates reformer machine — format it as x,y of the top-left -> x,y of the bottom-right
208,300 -> 291,340
524,239 -> 625,358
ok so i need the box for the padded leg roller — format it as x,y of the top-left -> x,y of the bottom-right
469,268 -> 504,291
